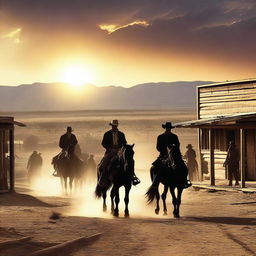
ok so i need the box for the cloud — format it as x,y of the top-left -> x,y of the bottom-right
2,27 -> 22,44
99,20 -> 149,34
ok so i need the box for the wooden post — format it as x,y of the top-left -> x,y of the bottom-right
198,128 -> 203,181
9,129 -> 15,191
209,129 -> 215,186
240,128 -> 245,188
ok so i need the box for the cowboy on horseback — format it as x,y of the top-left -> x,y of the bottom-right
99,120 -> 140,186
59,126 -> 78,158
152,122 -> 191,188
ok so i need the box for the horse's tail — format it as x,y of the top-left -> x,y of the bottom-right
95,184 -> 104,198
145,185 -> 158,204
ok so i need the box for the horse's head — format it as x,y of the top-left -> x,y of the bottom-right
166,144 -> 183,168
124,144 -> 135,160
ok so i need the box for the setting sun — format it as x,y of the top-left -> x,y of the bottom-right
60,65 -> 93,88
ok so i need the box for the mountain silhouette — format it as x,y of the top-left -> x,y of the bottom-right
0,81 -> 213,111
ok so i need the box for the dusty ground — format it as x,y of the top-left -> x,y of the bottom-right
0,187 -> 255,256
1,110 -> 255,255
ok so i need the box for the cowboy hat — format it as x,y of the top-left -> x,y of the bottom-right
67,126 -> 73,132
186,144 -> 192,149
162,122 -> 175,129
109,120 -> 119,126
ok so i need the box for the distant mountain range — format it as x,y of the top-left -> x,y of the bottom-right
0,81 -> 213,111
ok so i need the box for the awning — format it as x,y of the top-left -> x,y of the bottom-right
0,116 -> 26,127
174,112 -> 256,128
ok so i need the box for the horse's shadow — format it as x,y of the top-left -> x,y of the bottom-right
140,216 -> 256,226
184,216 -> 256,226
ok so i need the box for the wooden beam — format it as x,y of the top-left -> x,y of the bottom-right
209,129 -> 215,186
198,128 -> 203,181
9,129 -> 15,191
240,129 -> 246,188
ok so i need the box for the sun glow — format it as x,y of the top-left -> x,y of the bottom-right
60,65 -> 93,88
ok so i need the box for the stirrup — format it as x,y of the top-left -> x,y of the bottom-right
184,180 -> 192,188
132,177 -> 141,186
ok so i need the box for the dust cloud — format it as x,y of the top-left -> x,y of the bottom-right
12,110 -> 197,218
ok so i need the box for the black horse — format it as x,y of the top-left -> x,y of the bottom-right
52,152 -> 86,195
146,145 -> 191,218
95,144 -> 135,217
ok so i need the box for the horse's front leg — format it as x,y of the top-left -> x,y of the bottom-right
170,187 -> 178,218
69,177 -> 74,195
161,185 -> 168,215
124,184 -> 131,217
155,188 -> 160,215
102,190 -> 107,212
175,187 -> 183,218
113,186 -> 120,217
63,177 -> 68,196
110,187 -> 115,214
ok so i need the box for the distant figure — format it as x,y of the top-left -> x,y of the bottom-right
201,153 -> 209,175
152,122 -> 191,188
87,154 -> 96,172
99,120 -> 140,186
59,126 -> 78,157
224,141 -> 240,186
86,154 -> 97,184
184,144 -> 198,181
27,151 -> 43,183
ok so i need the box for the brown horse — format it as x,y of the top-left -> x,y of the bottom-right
52,152 -> 86,195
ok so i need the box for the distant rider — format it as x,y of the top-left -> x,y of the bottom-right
59,126 -> 78,157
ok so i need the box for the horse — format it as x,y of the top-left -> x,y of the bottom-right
52,151 -> 86,195
95,144 -> 135,217
146,145 -> 191,218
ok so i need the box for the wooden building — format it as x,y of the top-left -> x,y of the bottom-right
174,79 -> 256,188
0,117 -> 25,192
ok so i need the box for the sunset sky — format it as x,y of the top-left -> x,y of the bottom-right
0,0 -> 256,87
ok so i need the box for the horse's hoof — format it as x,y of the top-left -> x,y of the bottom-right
113,210 -> 119,217
124,211 -> 130,218
155,209 -> 159,215
103,206 -> 107,212
163,211 -> 168,216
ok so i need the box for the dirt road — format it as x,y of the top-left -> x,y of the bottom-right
0,188 -> 255,256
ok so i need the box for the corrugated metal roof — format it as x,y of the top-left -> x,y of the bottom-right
174,112 -> 256,128
197,78 -> 256,89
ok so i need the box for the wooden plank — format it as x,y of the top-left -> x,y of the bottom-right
200,87 -> 256,98
199,82 -> 256,93
200,95 -> 256,104
29,233 -> 102,256
209,129 -> 215,186
240,129 -> 245,188
0,237 -> 31,249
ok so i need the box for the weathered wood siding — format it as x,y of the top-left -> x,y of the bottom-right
198,81 -> 256,119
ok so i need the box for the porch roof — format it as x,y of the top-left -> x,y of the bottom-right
0,116 -> 26,127
174,112 -> 256,129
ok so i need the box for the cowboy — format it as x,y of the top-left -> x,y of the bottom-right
100,120 -> 140,185
152,122 -> 180,168
59,126 -> 78,157
152,122 -> 191,188
223,141 -> 240,186
184,144 -> 198,181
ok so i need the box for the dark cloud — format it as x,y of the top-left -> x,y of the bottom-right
1,0 -> 256,72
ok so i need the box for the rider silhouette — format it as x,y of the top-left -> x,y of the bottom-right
152,122 -> 191,188
59,126 -> 78,157
100,120 -> 140,186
